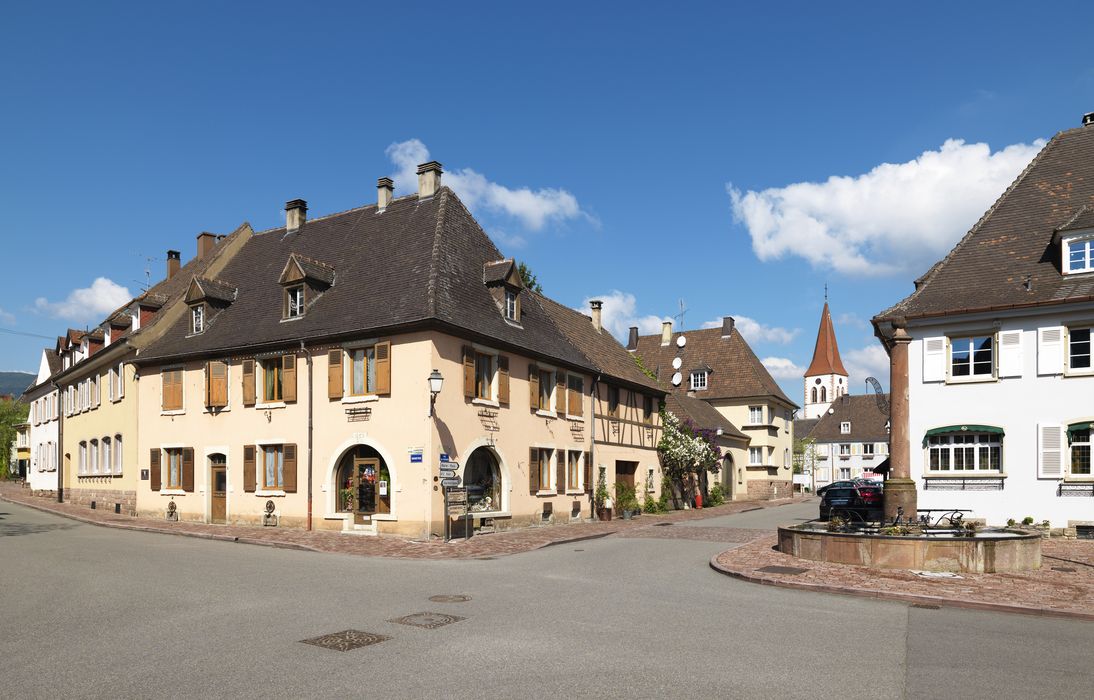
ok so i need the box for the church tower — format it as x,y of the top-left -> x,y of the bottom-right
802,300 -> 848,419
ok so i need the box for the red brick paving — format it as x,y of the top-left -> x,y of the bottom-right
712,535 -> 1094,621
0,482 -> 795,559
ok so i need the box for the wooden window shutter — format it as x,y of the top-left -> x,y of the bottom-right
327,349 -> 343,399
528,364 -> 539,409
243,445 -> 256,492
529,448 -> 540,494
160,370 -> 170,411
497,356 -> 510,404
210,361 -> 228,408
242,359 -> 256,406
1038,424 -> 1063,478
182,447 -> 195,492
556,454 -> 566,494
556,372 -> 566,413
1037,326 -> 1065,376
283,444 -> 298,493
149,449 -> 161,491
282,354 -> 297,403
375,341 -> 391,395
922,337 -> 946,382
584,452 -> 593,494
204,362 -> 212,407
569,376 -> 582,416
463,346 -> 475,398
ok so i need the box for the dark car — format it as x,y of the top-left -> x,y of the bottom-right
820,483 -> 883,522
816,480 -> 857,497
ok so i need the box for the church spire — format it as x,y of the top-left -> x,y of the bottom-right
805,301 -> 847,377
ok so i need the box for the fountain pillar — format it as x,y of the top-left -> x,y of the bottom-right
884,325 -> 917,522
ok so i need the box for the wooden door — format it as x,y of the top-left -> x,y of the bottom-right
615,461 -> 637,489
210,466 -> 227,523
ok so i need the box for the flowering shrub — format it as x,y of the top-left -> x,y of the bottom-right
657,410 -> 722,507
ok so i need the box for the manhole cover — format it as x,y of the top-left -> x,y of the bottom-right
756,565 -> 809,575
300,630 -> 390,652
1051,566 -> 1077,573
911,604 -> 941,610
653,523 -> 673,527
388,612 -> 465,629
428,594 -> 472,603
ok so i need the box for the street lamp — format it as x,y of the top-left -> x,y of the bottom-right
428,369 -> 444,417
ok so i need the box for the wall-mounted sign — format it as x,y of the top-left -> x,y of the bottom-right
410,451 -> 423,463
379,480 -> 388,496
439,468 -> 457,479
440,477 -> 461,488
440,453 -> 450,463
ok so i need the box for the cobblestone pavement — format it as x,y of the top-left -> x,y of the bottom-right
712,535 -> 1094,621
616,524 -> 767,543
0,482 -> 797,559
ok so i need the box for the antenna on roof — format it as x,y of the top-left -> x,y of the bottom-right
674,299 -> 687,330
134,253 -> 156,292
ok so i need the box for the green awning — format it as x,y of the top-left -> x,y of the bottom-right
1067,422 -> 1093,444
922,425 -> 1005,448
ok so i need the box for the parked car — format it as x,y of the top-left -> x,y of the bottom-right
819,483 -> 883,522
816,480 -> 857,497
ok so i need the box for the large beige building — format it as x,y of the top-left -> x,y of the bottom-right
632,317 -> 798,500
131,166 -> 665,537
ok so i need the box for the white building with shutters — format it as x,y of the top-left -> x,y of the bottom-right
875,113 -> 1094,531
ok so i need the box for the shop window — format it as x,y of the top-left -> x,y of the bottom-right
466,448 -> 502,512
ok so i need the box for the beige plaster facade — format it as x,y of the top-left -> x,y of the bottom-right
135,330 -> 662,538
710,399 -> 795,500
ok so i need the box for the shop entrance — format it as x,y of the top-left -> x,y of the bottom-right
336,446 -> 391,524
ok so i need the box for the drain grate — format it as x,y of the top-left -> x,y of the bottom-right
756,565 -> 809,575
428,594 -> 472,603
388,612 -> 465,629
911,603 -> 941,610
653,522 -> 673,527
300,630 -> 390,652
1051,566 -> 1077,573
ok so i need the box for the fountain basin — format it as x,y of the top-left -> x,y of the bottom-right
777,524 -> 1041,573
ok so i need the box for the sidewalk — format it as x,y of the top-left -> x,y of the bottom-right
0,482 -> 800,559
711,535 -> 1094,621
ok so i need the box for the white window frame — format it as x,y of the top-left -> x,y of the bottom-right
504,289 -> 517,321
748,406 -> 764,425
1063,233 -> 1094,275
925,432 -> 1003,473
470,344 -> 499,407
748,447 -> 763,466
948,335 -> 996,382
1066,325 -> 1093,375
689,371 -> 708,391
863,443 -> 875,459
191,304 -> 205,334
840,421 -> 851,434
536,447 -> 555,493
535,366 -> 556,416
287,285 -> 305,319
838,443 -> 851,458
90,439 -> 99,475
114,434 -> 123,475
1069,427 -> 1091,478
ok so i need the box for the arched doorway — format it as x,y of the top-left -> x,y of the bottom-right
335,445 -> 391,524
465,447 -> 502,513
723,454 -> 735,499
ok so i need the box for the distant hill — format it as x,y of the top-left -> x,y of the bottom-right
0,372 -> 35,398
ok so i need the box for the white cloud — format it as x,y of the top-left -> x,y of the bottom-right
729,138 -> 1045,276
0,307 -> 14,324
34,278 -> 131,322
837,312 -> 867,329
577,290 -> 670,342
843,344 -> 891,392
701,315 -> 799,344
761,356 -> 805,380
386,138 -> 587,230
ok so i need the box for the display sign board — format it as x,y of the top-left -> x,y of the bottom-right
446,487 -> 468,515
441,477 -> 461,488
410,452 -> 423,463
792,474 -> 811,485
440,453 -> 450,463
439,468 -> 457,479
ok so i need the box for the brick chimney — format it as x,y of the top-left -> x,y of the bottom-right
285,199 -> 307,231
627,326 -> 638,351
377,177 -> 394,211
589,300 -> 603,332
196,232 -> 217,259
166,250 -> 181,280
417,161 -> 443,198
661,320 -> 673,346
721,316 -> 735,338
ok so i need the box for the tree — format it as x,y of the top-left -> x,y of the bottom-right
656,410 -> 722,508
0,398 -> 28,479
517,262 -> 542,293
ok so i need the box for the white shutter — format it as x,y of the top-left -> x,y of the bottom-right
998,330 -> 1023,378
1037,326 -> 1064,376
1038,424 -> 1063,478
922,337 -> 946,382
118,364 -> 125,399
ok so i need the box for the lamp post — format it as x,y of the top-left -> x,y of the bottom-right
428,369 -> 443,417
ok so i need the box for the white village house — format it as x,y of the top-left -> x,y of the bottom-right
22,348 -> 61,495
874,113 -> 1094,530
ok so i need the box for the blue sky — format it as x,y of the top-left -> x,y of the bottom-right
3,1 -> 1093,401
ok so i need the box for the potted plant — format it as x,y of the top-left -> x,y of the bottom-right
594,473 -> 610,521
339,487 -> 355,512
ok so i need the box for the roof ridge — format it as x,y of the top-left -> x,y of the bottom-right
251,196 -> 417,236
426,188 -> 450,317
875,131 -> 1062,321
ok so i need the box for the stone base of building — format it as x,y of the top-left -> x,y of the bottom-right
66,488 -> 137,516
745,479 -> 793,500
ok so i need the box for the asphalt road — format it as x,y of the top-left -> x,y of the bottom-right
1,501 -> 1090,699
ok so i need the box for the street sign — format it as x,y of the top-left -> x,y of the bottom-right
440,477 -> 461,488
439,468 -> 457,478
440,453 -> 449,463
410,452 -> 423,463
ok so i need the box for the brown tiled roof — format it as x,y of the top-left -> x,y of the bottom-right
191,277 -> 238,303
483,259 -> 514,284
665,394 -> 748,441
793,417 -> 820,439
805,302 -> 847,376
289,253 -> 336,285
1056,204 -> 1094,234
877,124 -> 1094,322
633,325 -> 797,407
535,295 -> 664,394
45,349 -> 62,376
139,190 -> 590,370
806,394 -> 890,443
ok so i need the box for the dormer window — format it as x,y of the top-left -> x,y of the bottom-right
286,286 -> 304,319
840,421 -> 851,434
191,304 -> 205,334
1065,234 -> 1094,274
689,370 -> 708,391
505,290 -> 517,320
